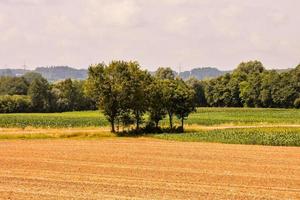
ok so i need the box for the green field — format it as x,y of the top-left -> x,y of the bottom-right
154,127 -> 300,146
1,108 -> 300,146
0,108 -> 299,128
0,111 -> 107,128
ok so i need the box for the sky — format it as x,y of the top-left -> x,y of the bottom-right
0,0 -> 299,71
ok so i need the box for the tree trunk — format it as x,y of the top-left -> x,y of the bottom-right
110,120 -> 115,133
155,121 -> 159,129
116,118 -> 120,133
181,115 -> 184,132
136,120 -> 139,130
168,113 -> 173,129
136,112 -> 140,130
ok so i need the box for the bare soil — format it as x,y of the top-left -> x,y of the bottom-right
0,138 -> 299,199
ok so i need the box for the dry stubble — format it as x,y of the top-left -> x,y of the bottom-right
0,138 -> 299,199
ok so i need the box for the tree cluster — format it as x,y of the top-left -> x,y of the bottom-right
0,73 -> 95,113
85,61 -> 196,133
203,61 -> 300,108
0,95 -> 31,113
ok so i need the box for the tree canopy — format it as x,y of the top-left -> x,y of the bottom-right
85,62 -> 196,133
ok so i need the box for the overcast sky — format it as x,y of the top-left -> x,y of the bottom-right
0,0 -> 299,71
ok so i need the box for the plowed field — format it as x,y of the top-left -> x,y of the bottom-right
0,139 -> 299,199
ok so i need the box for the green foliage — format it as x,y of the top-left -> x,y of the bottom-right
205,60 -> 300,108
0,76 -> 29,95
23,72 -> 44,84
155,67 -> 176,80
147,79 -> 166,128
174,79 -> 196,131
28,78 -> 52,112
294,98 -> 300,109
52,79 -> 94,112
52,79 -> 76,111
85,61 -> 148,132
0,95 -> 31,113
186,78 -> 207,107
154,127 -> 300,147
85,62 -> 196,133
161,79 -> 178,129
125,62 -> 152,130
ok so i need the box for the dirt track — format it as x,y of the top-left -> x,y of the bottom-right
0,138 -> 300,199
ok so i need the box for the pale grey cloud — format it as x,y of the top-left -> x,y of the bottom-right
0,0 -> 299,70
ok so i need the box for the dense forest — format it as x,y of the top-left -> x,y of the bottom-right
0,60 -> 299,117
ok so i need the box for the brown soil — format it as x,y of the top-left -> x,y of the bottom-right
0,138 -> 299,199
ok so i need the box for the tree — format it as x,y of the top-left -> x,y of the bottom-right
155,67 -> 176,80
239,73 -> 263,107
186,78 -> 207,107
235,61 -> 265,107
259,70 -> 279,107
86,63 -> 116,132
234,60 -> 265,75
28,78 -> 51,112
294,98 -> 300,109
73,80 -> 96,111
204,74 -> 233,107
53,79 -> 78,111
85,61 -> 134,133
126,62 -> 152,130
174,79 -> 196,132
161,79 -> 178,129
0,77 -> 29,95
147,78 -> 166,128
23,72 -> 44,84
155,68 -> 182,130
0,95 -> 31,113
271,72 -> 297,108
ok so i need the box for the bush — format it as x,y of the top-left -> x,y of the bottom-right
294,98 -> 300,109
0,95 -> 31,113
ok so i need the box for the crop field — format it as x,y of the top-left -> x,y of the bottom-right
0,111 -> 108,128
0,108 -> 299,199
0,108 -> 300,128
0,139 -> 299,199
154,127 -> 300,146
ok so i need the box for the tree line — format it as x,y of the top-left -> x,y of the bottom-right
0,72 -> 95,113
0,60 -> 299,131
202,61 -> 300,108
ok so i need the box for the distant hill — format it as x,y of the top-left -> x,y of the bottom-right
0,66 -> 293,82
0,66 -> 87,82
179,67 -> 230,80
0,69 -> 30,77
35,66 -> 87,82
273,68 -> 293,73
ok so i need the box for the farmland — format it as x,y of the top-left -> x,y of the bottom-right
0,107 -> 300,147
0,108 -> 300,199
154,127 -> 300,146
0,139 -> 300,199
1,107 -> 300,128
